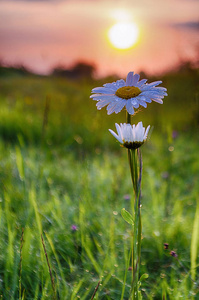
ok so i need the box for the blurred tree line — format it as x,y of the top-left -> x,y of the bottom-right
0,59 -> 198,80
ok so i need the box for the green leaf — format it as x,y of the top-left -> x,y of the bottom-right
138,290 -> 142,300
121,208 -> 134,225
139,273 -> 149,282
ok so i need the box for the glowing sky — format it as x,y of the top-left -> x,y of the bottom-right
0,0 -> 198,77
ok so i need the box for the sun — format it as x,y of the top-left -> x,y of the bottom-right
108,22 -> 139,50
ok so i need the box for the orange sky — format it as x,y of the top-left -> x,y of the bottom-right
0,0 -> 198,77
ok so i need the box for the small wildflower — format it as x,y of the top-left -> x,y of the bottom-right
109,122 -> 150,149
71,225 -> 78,232
90,71 -> 167,115
170,250 -> 178,257
123,194 -> 131,201
172,130 -> 178,139
162,172 -> 169,179
164,243 -> 169,250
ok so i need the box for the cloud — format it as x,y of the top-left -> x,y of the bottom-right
172,21 -> 199,30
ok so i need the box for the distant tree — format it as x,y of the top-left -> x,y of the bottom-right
52,61 -> 96,80
52,66 -> 72,77
177,60 -> 195,72
72,62 -> 95,79
0,63 -> 32,77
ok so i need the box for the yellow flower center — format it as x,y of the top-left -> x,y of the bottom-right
115,86 -> 141,99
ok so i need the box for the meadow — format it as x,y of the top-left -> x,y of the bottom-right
0,68 -> 199,299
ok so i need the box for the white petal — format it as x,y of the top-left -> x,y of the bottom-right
144,125 -> 150,139
152,98 -> 163,104
113,100 -> 126,114
115,79 -> 126,88
131,98 -> 140,108
92,87 -> 115,94
136,79 -> 147,87
126,124 -> 132,142
115,123 -> 123,140
135,122 -> 141,141
107,101 -> 120,115
109,129 -> 123,143
96,99 -> 112,109
103,82 -> 118,91
126,72 -> 134,86
132,74 -> 140,86
91,94 -> 116,101
126,100 -> 135,115
139,100 -> 147,108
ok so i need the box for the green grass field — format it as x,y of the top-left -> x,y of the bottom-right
0,69 -> 199,299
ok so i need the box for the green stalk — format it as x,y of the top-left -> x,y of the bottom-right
128,149 -> 135,195
126,112 -> 131,124
132,149 -> 139,299
137,150 -> 142,278
126,112 -> 142,299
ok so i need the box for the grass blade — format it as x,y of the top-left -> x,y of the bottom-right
190,199 -> 199,281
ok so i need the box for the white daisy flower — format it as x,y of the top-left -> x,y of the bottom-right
90,71 -> 167,115
109,122 -> 150,149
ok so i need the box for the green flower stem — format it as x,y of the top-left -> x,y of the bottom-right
126,112 -> 131,124
129,149 -> 141,299
128,149 -> 136,196
126,112 -> 142,299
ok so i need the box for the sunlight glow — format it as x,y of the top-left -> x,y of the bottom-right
108,22 -> 139,50
111,9 -> 132,22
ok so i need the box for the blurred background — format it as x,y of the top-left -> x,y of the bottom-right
0,0 -> 199,77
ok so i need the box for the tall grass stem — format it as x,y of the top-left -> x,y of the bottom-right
19,228 -> 24,300
41,232 -> 56,300
90,280 -> 101,300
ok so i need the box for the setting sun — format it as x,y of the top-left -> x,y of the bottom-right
108,22 -> 139,50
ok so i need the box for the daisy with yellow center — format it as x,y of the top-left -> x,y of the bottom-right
90,71 -> 167,115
